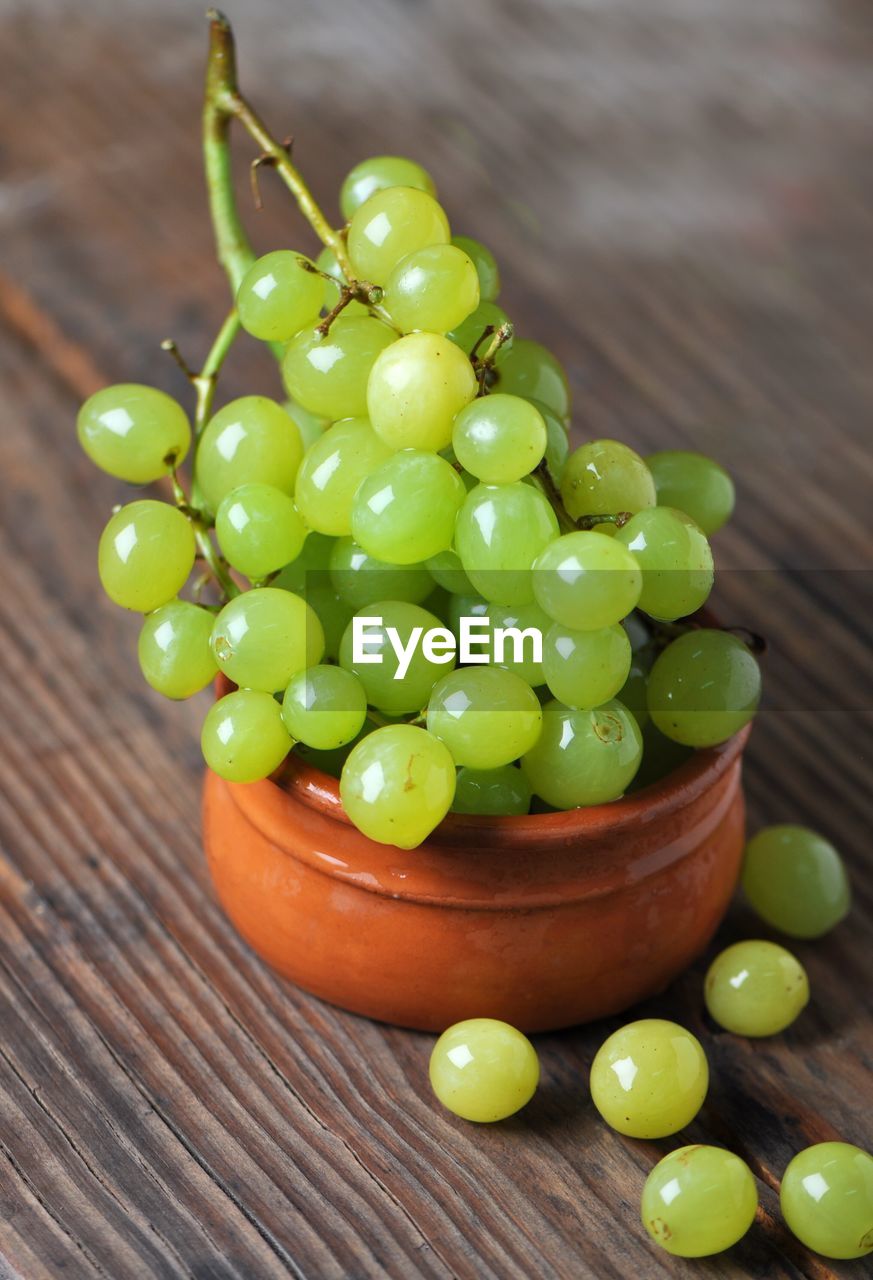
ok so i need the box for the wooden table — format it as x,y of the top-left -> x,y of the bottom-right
1,2 -> 871,1276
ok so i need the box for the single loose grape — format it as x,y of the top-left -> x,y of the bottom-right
493,339 -> 570,420
429,1019 -> 539,1122
347,186 -> 450,284
452,395 -> 546,484
642,1146 -> 758,1257
201,689 -> 292,784
452,765 -> 532,816
78,384 -> 191,484
367,332 -> 478,452
647,629 -> 761,747
484,600 -> 551,686
456,482 -> 559,606
589,1019 -> 709,1138
447,301 -> 511,357
532,531 -> 642,631
339,601 -> 453,715
329,537 -> 432,609
315,246 -> 369,318
215,483 -> 306,579
340,724 -> 456,848
196,397 -> 303,513
542,623 -> 631,710
294,417 -> 394,537
450,235 -> 500,302
615,507 -> 714,621
781,1143 -> 873,1260
340,155 -> 436,221
352,449 -> 465,564
561,439 -> 655,521
646,450 -> 735,536
282,316 -> 396,420
210,588 -> 324,692
742,825 -> 850,939
427,668 -> 542,769
137,600 -> 217,700
383,244 -> 479,335
522,698 -> 642,807
281,665 -> 367,751
98,501 -> 195,613
704,940 -> 809,1037
236,250 -> 324,342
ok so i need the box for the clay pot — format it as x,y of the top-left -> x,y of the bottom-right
203,713 -> 750,1033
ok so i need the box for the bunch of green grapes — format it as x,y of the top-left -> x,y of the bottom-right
79,149 -> 758,849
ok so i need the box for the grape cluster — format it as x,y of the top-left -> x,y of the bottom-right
429,827 -> 866,1263
80,152 -> 760,847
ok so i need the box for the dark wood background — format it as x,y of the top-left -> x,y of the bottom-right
1,1 -> 871,1276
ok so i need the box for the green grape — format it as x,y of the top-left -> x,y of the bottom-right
629,723 -> 693,791
452,395 -> 546,484
384,244 -> 479,335
329,537 -> 432,609
450,235 -> 500,302
301,582 -> 353,662
352,449 -> 465,564
642,1146 -> 758,1258
201,689 -> 292,784
447,301 -> 511,357
284,399 -> 328,450
196,397 -> 304,513
340,724 -> 456,847
215,483 -> 306,579
294,417 -> 394,537
78,384 -> 191,484
236,250 -> 323,342
704,940 -> 809,1037
533,398 -> 569,484
340,155 -> 436,221
493,338 -> 570,419
484,600 -> 551,685
272,531 -> 334,594
542,623 -> 631,710
521,698 -> 642,807
446,592 -> 489,638
560,439 -> 655,521
781,1143 -> 873,1260
281,664 -> 367,751
623,611 -> 651,652
429,1019 -> 539,1122
293,717 -> 375,780
339,600 -> 453,715
137,600 -> 217,699
615,631 -> 653,728
282,316 -> 396,420
742,825 -> 850,939
452,765 -> 531,816
98,501 -> 195,613
455,482 -> 559,606
367,332 -> 477,451
426,549 -> 474,596
647,449 -> 735,536
647,629 -> 761,747
532,531 -> 642,631
347,186 -> 450,284
427,668 -> 542,769
210,588 -> 324,692
615,507 -> 714,621
315,246 -> 369,319
589,1019 -> 709,1138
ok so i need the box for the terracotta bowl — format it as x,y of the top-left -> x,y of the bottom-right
202,715 -> 750,1032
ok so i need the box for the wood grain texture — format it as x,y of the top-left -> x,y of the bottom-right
0,1 -> 871,1276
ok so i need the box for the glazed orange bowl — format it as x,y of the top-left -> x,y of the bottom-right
202,719 -> 750,1033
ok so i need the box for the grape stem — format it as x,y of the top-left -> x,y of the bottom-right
205,10 -> 352,277
533,461 -> 632,534
161,307 -> 240,439
473,322 -> 514,394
